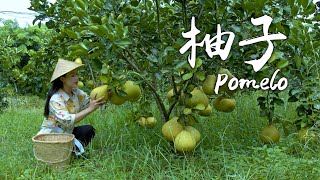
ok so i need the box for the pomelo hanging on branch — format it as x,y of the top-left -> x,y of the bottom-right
202,75 -> 216,95
213,96 -> 236,113
109,88 -> 127,105
174,130 -> 196,153
185,87 -> 209,110
198,104 -> 212,116
162,117 -> 184,142
167,87 -> 184,103
184,126 -> 201,144
121,80 -> 141,102
216,68 -> 238,95
90,85 -> 109,102
77,81 -> 84,88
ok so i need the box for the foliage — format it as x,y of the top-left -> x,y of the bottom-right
27,0 -> 320,127
0,19 -> 55,97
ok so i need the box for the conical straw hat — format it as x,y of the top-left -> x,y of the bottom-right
50,59 -> 84,82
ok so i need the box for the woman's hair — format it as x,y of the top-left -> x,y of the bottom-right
44,76 -> 64,118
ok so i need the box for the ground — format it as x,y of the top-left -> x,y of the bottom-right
0,93 -> 319,179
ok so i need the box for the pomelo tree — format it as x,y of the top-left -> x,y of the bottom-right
27,0 -> 320,146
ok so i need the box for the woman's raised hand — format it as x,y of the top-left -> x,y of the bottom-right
88,93 -> 106,112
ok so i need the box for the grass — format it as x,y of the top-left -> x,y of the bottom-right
0,93 -> 319,179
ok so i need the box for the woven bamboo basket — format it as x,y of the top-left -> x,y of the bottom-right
32,133 -> 75,168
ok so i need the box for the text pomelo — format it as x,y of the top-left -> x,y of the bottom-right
214,69 -> 288,94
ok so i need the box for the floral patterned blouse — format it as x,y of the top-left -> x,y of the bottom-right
38,88 -> 90,134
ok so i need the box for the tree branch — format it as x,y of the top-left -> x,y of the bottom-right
119,50 -> 168,123
125,49 -> 144,71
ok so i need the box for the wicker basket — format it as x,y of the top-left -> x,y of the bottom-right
32,133 -> 75,168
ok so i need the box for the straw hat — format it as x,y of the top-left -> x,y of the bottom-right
50,59 -> 84,82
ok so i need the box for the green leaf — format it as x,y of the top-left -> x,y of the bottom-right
286,0 -> 295,7
183,108 -> 192,115
268,51 -> 283,63
75,0 -> 86,10
106,33 -> 115,41
123,26 -> 128,37
290,88 -> 302,95
70,49 -> 87,56
276,60 -> 289,69
302,3 -> 316,15
148,55 -> 158,63
101,67 -> 108,74
174,61 -> 187,70
97,25 -> 109,35
79,42 -> 89,51
100,76 -> 108,83
300,0 -> 311,8
195,71 -> 205,81
89,25 -> 104,37
194,104 -> 206,110
182,72 -> 193,80
115,38 -> 131,47
291,6 -> 299,16
293,55 -> 302,68
314,104 -> 320,110
130,0 -> 139,6
115,23 -> 124,37
195,57 -> 202,68
89,15 -> 101,24
273,98 -> 284,106
65,29 -> 78,39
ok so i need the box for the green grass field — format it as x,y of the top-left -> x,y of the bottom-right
1,93 -> 319,179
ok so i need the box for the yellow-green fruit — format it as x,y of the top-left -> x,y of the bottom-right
202,75 -> 216,95
87,80 -> 94,88
185,88 -> 209,109
137,117 -> 146,127
184,126 -> 201,144
213,96 -> 236,113
146,117 -> 157,128
122,81 -> 141,102
297,128 -> 318,144
90,85 -> 109,101
167,87 -> 183,102
70,16 -> 79,25
217,68 -> 237,95
162,117 -> 184,142
78,81 -> 84,88
259,125 -> 280,144
174,130 -> 196,152
75,58 -> 82,64
109,88 -> 126,105
199,104 -> 212,116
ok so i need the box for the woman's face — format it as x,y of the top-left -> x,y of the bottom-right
60,69 -> 79,89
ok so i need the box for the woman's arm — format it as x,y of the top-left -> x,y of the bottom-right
74,95 -> 105,124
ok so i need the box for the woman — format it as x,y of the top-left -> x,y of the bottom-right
37,59 -> 105,155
